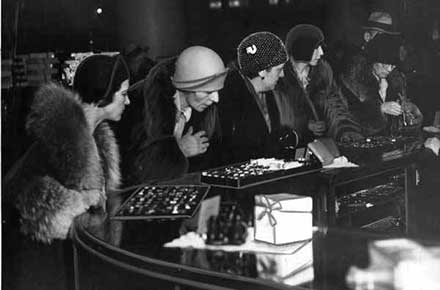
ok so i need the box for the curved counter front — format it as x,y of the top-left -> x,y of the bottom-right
72,142 -> 440,290
73,208 -> 405,290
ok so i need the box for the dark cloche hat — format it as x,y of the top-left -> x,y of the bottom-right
237,31 -> 288,77
73,54 -> 130,107
285,24 -> 325,62
365,34 -> 401,65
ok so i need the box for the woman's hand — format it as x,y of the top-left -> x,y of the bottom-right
176,127 -> 210,157
83,188 -> 107,211
381,101 -> 402,116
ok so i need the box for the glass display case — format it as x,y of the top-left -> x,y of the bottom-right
72,138 -> 432,290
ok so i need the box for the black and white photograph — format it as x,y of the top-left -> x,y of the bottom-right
2,0 -> 440,289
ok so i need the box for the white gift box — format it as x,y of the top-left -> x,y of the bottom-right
254,193 -> 313,245
256,239 -> 314,286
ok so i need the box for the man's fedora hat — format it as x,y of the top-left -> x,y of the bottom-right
362,12 -> 400,35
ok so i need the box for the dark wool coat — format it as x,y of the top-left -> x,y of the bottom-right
216,67 -> 282,165
125,58 -> 221,185
275,60 -> 362,144
3,83 -> 121,244
339,55 -> 406,136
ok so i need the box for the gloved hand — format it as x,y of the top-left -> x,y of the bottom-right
402,101 -> 423,126
308,120 -> 326,136
424,137 -> 440,156
340,131 -> 364,142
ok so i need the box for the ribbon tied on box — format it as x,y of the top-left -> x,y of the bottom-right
256,195 -> 282,226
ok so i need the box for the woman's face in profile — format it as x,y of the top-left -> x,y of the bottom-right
104,79 -> 130,121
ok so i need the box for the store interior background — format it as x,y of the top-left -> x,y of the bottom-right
2,0 -> 440,172
3,0 -> 439,61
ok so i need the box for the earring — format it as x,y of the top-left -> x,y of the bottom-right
260,76 -> 265,80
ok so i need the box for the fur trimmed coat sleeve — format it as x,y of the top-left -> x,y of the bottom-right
125,58 -> 224,184
3,83 -> 121,243
275,61 -> 363,143
308,61 -> 363,140
124,59 -> 189,185
340,76 -> 388,136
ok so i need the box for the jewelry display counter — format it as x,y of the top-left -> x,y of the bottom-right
72,139 -> 439,290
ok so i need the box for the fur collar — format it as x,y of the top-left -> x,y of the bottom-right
130,59 -> 177,148
4,83 -> 121,243
26,83 -> 120,191
341,71 -> 380,103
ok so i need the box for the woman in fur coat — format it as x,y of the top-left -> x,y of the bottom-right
125,46 -> 227,185
340,34 -> 423,136
3,54 -> 130,289
275,24 -> 363,144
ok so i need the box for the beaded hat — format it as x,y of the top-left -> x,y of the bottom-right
237,31 -> 288,77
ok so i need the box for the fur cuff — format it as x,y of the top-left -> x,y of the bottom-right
17,176 -> 88,243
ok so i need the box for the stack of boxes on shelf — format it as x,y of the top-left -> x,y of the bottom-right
11,55 -> 27,87
3,51 -> 120,89
2,52 -> 60,89
23,52 -> 59,87
2,59 -> 13,89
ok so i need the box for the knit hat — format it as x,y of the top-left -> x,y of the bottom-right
285,24 -> 324,62
362,11 -> 400,35
73,54 -> 130,107
237,31 -> 288,77
365,34 -> 401,65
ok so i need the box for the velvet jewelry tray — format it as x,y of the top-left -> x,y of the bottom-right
111,184 -> 210,220
200,159 -> 321,189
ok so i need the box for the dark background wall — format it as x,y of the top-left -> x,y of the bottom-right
1,0 -> 118,55
2,0 -> 439,59
115,0 -> 186,58
184,0 -> 327,63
